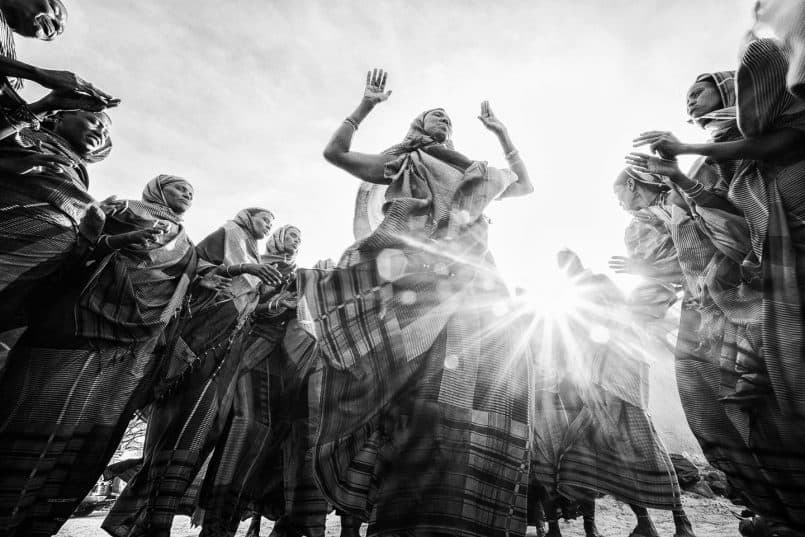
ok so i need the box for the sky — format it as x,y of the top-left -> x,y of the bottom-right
17,0 -> 756,292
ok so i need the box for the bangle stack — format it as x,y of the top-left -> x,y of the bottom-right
1,103 -> 40,133
680,181 -> 705,197
504,148 -> 521,165
343,117 -> 360,130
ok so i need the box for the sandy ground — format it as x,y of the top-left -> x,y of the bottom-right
56,494 -> 741,537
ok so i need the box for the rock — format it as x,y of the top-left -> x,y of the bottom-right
670,453 -> 701,488
687,480 -> 716,499
703,469 -> 730,497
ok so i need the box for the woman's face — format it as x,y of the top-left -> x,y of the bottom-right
686,80 -> 723,119
1,0 -> 66,40
161,181 -> 194,214
252,212 -> 274,239
613,172 -> 650,211
283,228 -> 301,254
422,109 -> 452,143
54,111 -> 110,156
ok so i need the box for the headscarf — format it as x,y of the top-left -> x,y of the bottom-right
82,111 -> 113,164
263,224 -> 301,265
383,108 -> 472,170
616,167 -> 669,191
232,207 -> 274,238
232,207 -> 274,260
140,174 -> 192,223
38,111 -> 114,164
689,71 -> 738,140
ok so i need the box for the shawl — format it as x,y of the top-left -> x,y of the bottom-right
75,177 -> 197,343
727,38 -> 805,416
0,126 -> 104,246
195,211 -> 270,317
354,108 -> 483,240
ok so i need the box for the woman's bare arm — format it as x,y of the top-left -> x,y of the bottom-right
634,129 -> 805,162
477,101 -> 533,199
322,69 -> 396,184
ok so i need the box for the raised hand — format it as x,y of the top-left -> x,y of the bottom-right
34,69 -> 119,106
363,68 -> 392,105
632,131 -> 684,159
625,152 -> 682,180
608,255 -> 651,276
477,100 -> 507,136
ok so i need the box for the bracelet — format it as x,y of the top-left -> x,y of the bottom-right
1,103 -> 40,133
99,234 -> 112,249
504,148 -> 521,164
224,265 -> 233,277
343,117 -> 359,130
680,181 -> 704,197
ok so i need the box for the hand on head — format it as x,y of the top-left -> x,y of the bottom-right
36,70 -> 119,107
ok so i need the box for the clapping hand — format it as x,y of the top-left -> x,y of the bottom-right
632,131 -> 684,159
363,68 -> 392,105
608,255 -> 651,276
40,89 -> 119,113
35,69 -> 119,106
625,152 -> 682,181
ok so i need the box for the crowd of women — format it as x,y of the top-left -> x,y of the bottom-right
0,1 -> 804,537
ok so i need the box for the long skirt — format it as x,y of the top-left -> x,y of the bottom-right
200,318 -> 328,537
102,299 -> 248,537
0,206 -> 78,332
677,304 -> 805,529
0,326 -> 159,537
305,276 -> 530,537
530,380 -> 681,512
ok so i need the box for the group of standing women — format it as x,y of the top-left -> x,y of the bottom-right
608,34 -> 805,537
2,3 -> 805,537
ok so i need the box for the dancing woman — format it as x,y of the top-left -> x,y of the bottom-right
104,208 -> 282,537
0,110 -> 113,332
199,225 -> 325,537
0,174 -> 198,537
629,40 -> 805,536
301,69 -> 533,537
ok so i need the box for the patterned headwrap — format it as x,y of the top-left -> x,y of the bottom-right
689,71 -> 738,140
616,167 -> 669,191
383,108 -> 455,155
141,174 -> 193,222
263,224 -> 301,264
382,108 -> 473,171
232,207 -> 275,239
40,111 -> 114,164
83,111 -> 113,163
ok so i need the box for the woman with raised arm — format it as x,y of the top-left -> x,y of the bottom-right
301,69 -> 533,537
0,174 -> 200,537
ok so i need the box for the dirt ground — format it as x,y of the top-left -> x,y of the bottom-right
56,494 -> 741,537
